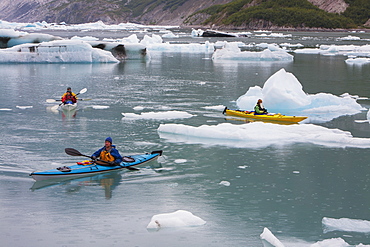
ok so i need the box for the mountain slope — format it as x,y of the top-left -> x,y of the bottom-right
0,0 -> 368,29
184,0 -> 368,29
0,0 -> 232,25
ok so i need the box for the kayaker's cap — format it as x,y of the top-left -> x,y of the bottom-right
105,137 -> 112,143
67,87 -> 71,92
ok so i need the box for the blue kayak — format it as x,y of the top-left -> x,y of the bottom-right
30,150 -> 162,181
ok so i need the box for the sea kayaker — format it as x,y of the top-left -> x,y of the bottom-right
61,91 -> 77,104
61,87 -> 77,103
254,99 -> 268,115
91,137 -> 123,166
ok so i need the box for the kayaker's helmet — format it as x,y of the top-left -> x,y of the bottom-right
67,87 -> 72,92
105,137 -> 113,143
257,99 -> 263,103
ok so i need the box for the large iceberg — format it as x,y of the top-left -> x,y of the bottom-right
236,68 -> 365,122
0,40 -> 119,63
0,30 -> 147,61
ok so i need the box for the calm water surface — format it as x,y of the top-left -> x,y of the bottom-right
1,31 -> 370,246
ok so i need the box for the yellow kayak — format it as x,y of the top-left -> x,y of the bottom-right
223,107 -> 307,124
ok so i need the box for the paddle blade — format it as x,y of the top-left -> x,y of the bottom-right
65,148 -> 84,156
79,88 -> 87,94
46,99 -> 56,103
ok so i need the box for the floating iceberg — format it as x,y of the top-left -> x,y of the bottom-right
212,42 -> 293,61
0,30 -> 147,61
259,227 -> 364,247
142,34 -> 215,53
121,110 -> 195,120
0,40 -> 119,63
157,122 -> 370,149
323,217 -> 370,233
236,68 -> 365,122
260,228 -> 285,247
146,210 -> 206,229
345,57 -> 370,65
294,44 -> 370,57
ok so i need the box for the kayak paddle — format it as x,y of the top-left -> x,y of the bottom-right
65,148 -> 138,170
46,87 -> 88,103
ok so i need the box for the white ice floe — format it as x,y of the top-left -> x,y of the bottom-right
219,181 -> 230,186
255,32 -> 292,38
345,57 -> 370,65
174,159 -> 187,164
294,44 -> 370,57
158,122 -> 370,148
157,122 -> 370,149
235,68 -> 365,122
91,105 -> 110,109
340,93 -> 368,100
202,105 -> 226,111
212,42 -> 294,61
133,106 -> 145,111
322,217 -> 370,233
146,210 -> 206,229
121,110 -> 195,120
259,227 -> 359,247
162,31 -> 179,38
260,228 -> 285,247
336,35 -> 361,41
16,105 -> 33,109
310,238 -> 349,247
142,34 -> 215,53
0,40 -> 119,63
279,43 -> 304,49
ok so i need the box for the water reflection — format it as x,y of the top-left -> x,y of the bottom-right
30,171 -> 122,199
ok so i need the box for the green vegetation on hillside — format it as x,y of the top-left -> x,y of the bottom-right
187,0 -> 360,29
343,0 -> 370,25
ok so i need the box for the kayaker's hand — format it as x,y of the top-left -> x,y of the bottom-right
91,156 -> 97,160
109,161 -> 115,165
